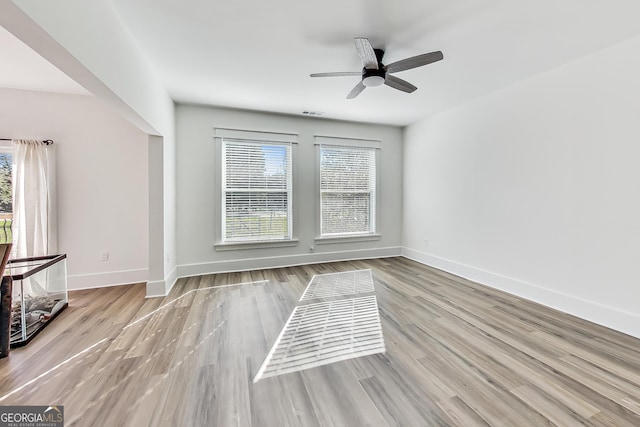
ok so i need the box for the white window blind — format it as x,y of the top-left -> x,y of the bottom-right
222,139 -> 292,242
320,145 -> 376,236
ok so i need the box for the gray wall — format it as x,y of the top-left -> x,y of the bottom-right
176,105 -> 403,276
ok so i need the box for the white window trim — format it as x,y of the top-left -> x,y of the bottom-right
214,238 -> 300,251
314,135 -> 381,149
215,127 -> 298,143
214,128 -> 299,249
314,234 -> 381,245
314,136 -> 381,242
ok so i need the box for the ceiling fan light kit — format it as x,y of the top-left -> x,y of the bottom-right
363,75 -> 385,87
310,37 -> 443,99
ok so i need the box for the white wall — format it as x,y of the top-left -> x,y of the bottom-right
3,0 -> 177,296
176,105 -> 403,276
0,88 -> 149,290
402,35 -> 640,338
6,0 -> 169,136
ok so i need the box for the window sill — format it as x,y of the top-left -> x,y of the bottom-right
314,234 -> 381,245
214,239 -> 299,251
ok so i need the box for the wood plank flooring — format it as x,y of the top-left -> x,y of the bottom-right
1,257 -> 639,426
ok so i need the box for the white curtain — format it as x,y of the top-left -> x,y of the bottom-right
12,139 -> 57,258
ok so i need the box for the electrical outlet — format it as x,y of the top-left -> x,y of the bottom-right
423,239 -> 429,247
99,251 -> 109,261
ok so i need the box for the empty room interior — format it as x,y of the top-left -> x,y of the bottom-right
1,0 -> 640,425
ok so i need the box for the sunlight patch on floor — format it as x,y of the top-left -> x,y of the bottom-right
300,269 -> 374,301
255,270 -> 385,382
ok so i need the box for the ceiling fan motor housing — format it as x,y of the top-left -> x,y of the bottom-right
362,48 -> 386,87
362,68 -> 386,87
374,48 -> 385,64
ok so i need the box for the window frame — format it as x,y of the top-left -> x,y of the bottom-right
314,136 -> 381,244
214,128 -> 299,250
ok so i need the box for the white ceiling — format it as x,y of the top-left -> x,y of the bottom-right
4,1 -> 640,126
0,25 -> 89,95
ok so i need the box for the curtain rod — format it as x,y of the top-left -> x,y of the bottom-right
0,138 -> 54,145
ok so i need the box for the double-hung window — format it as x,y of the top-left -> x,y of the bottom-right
317,138 -> 378,238
219,130 -> 294,243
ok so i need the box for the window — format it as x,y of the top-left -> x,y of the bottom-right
0,142 -> 12,245
319,144 -> 377,237
221,138 -> 293,242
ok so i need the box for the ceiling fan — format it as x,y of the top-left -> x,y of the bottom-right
310,37 -> 443,99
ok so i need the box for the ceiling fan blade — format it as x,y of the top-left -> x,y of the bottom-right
347,81 -> 366,99
354,37 -> 379,70
310,72 -> 361,77
384,75 -> 417,93
386,51 -> 443,74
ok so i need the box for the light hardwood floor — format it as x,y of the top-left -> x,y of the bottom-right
1,257 -> 640,426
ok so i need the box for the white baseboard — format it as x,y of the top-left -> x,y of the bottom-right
67,268 -> 148,291
401,247 -> 640,340
165,266 -> 178,295
145,266 -> 178,298
177,247 -> 402,279
145,280 -> 166,298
